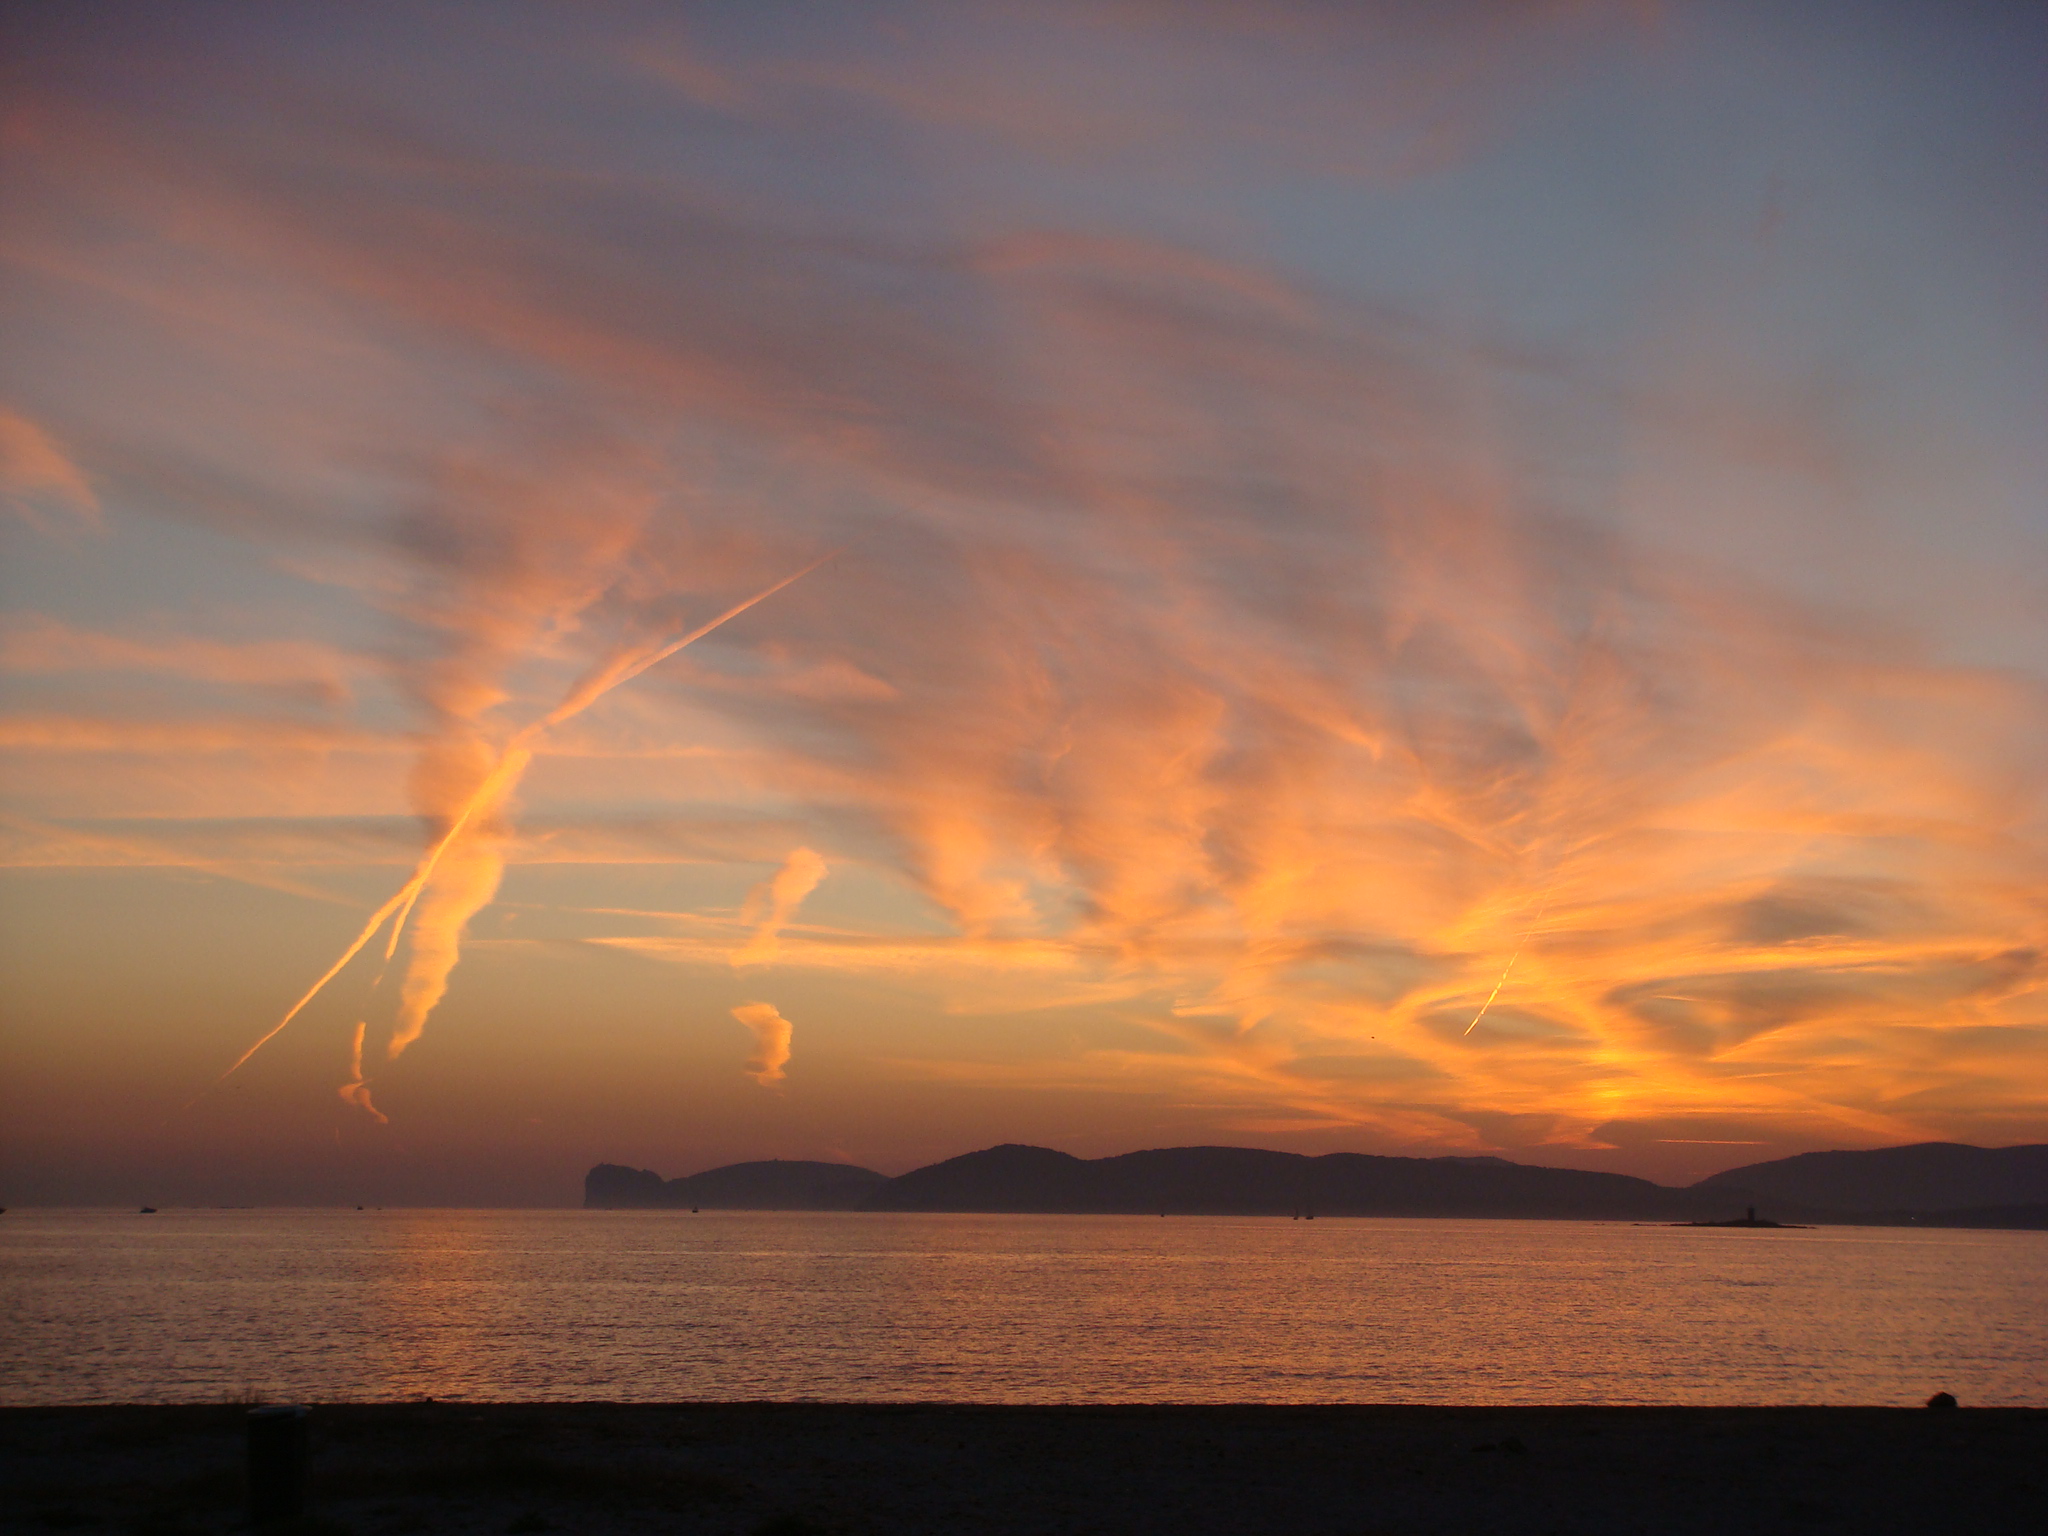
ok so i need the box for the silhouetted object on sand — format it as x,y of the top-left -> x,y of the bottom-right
247,1405 -> 309,1524
1927,1392 -> 1958,1411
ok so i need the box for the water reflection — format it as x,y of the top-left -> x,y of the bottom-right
4,1210 -> 2042,1405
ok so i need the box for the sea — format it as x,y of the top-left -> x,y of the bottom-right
3,1209 -> 2043,1406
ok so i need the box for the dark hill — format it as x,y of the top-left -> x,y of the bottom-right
585,1163 -> 667,1207
585,1159 -> 886,1210
586,1141 -> 2048,1226
865,1144 -> 1102,1211
867,1143 -> 1720,1220
1694,1142 -> 2048,1213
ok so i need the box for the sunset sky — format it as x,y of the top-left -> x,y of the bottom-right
3,0 -> 2044,1206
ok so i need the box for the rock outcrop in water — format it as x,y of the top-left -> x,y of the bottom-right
588,1140 -> 2048,1226
586,1159 -> 887,1210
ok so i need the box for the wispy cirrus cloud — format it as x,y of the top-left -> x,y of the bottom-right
1,0 -> 2041,1179
0,407 -> 98,531
0,616 -> 363,704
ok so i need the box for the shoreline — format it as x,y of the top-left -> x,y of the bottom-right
11,1205 -> 2048,1227
5,1402 -> 2042,1535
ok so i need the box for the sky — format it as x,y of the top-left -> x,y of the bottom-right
2,0 -> 2044,1206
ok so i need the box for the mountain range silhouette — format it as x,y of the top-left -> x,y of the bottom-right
586,1141 -> 2048,1226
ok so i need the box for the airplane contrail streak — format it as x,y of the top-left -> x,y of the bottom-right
533,551 -> 837,733
379,746 -> 533,962
1463,888 -> 1554,1037
200,745 -> 536,1093
371,552 -> 834,963
201,552 -> 837,1095
206,881 -> 426,1088
1462,936 -> 1530,1037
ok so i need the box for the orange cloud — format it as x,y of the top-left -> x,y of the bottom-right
733,846 -> 828,967
732,1001 -> 794,1087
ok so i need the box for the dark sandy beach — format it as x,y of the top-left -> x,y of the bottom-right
2,1402 -> 2042,1536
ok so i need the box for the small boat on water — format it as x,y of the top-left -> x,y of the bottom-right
139,1206 -> 157,1214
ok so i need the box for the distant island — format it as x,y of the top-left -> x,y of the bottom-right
587,1159 -> 886,1211
586,1140 -> 2048,1229
1677,1207 -> 1807,1229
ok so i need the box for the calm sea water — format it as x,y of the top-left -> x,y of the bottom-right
3,1209 -> 2043,1406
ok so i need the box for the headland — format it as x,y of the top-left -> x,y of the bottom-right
586,1140 -> 2048,1228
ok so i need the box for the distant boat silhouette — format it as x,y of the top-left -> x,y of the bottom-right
139,1206 -> 157,1214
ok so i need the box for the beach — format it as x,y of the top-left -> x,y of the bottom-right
4,1401 -> 2043,1536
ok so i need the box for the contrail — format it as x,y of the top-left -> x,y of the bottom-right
338,1020 -> 387,1123
202,552 -> 838,1094
378,745 -> 533,964
202,744 -> 534,1088
1462,887 -> 1555,1037
207,879 -> 436,1087
380,551 -> 840,1061
533,551 -> 837,734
